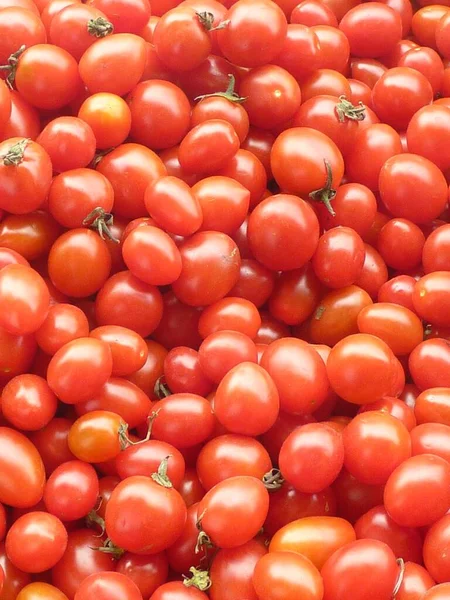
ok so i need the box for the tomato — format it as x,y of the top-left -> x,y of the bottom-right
74,572 -> 142,600
179,468 -> 205,507
105,473 -> 186,553
17,582 -> 70,600
377,218 -> 425,272
128,80 -> 191,150
6,511 -> 67,573
271,127 -> 344,206
300,69 -> 351,102
191,93 -> 249,145
89,325 -> 147,377
116,552 -> 168,599
79,34 -> 146,95
293,95 -> 364,158
29,418 -> 75,476
2,91 -> 40,141
279,423 -> 344,493
164,346 -> 213,396
253,551 -> 323,600
411,423 -> 450,466
424,515 -> 450,584
422,224 -> 450,273
398,47 -> 443,95
197,435 -> 271,491
198,476 -> 269,548
385,454 -> 450,527
122,225 -> 182,286
248,194 -> 319,271
377,275 -> 416,312
0,138 -> 52,215
216,0 -> 286,67
68,410 -> 124,463
395,562 -> 435,600
172,232 -> 240,307
199,297 -> 261,340
327,333 -> 396,405
179,119 -> 240,174
409,339 -> 450,390
354,243 -> 388,299
88,0 -> 150,33
193,176 -> 250,235
0,264 -> 49,335
312,227 -> 365,289
0,79 -> 11,133
209,538 -> 266,600
413,273 -> 450,328
415,388 -> 450,427
165,503 -> 207,574
151,393 -> 215,448
153,7 -> 212,72
145,176 -> 202,236
116,439 -> 185,488
1,374 -> 57,431
343,412 -> 411,485
43,460 -> 99,521
358,396 -> 416,431
96,272 -> 162,339
321,539 -> 398,600
0,541 -> 31,599
339,3 -> 401,58
372,67 -> 433,131
35,304 -> 89,356
291,0 -> 338,26
379,155 -> 447,225
0,8 -> 45,69
214,362 -> 279,436
11,44 -> 81,110
357,303 -> 423,356
47,337 -> 112,404
345,124 -> 403,191
309,286 -> 371,346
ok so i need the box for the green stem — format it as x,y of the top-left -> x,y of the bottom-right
335,95 -> 366,122
195,74 -> 247,104
0,45 -> 26,89
309,159 -> 337,216
183,567 -> 211,591
82,207 -> 119,243
2,138 -> 29,166
87,16 -> 114,37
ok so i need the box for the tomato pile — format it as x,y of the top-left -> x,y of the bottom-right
2,0 -> 450,598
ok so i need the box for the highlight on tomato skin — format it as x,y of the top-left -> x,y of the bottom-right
0,0 -> 450,597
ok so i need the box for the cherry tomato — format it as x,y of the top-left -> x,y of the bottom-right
409,339 -> 450,390
68,410 -> 124,463
395,561 -> 435,600
74,572 -> 143,600
312,227 -> 365,289
413,273 -> 450,328
1,373 -> 57,431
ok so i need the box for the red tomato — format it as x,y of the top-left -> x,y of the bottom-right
1,374 -> 57,431
409,339 -> 450,390
87,0 -> 150,33
312,227 -> 365,289
74,572 -> 143,600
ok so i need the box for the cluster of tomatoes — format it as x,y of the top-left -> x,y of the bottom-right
1,0 -> 450,597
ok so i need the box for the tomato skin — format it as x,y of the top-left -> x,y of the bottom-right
327,333 -> 396,405
385,454 -> 450,528
424,515 -> 450,583
122,225 -> 182,286
172,232 -> 241,307
214,362 -> 279,436
197,434 -> 271,491
1,374 -> 57,431
0,138 -> 52,215
179,119 -> 240,175
151,393 -> 215,449
116,552 -> 168,599
105,474 -> 187,554
321,539 -> 398,600
261,338 -> 328,415
355,505 -> 422,563
116,440 -> 185,488
415,388 -> 450,427
164,346 -> 213,396
48,229 -> 112,298
210,538 -> 267,600
0,540 -> 31,599
198,476 -> 269,548
16,582 -> 70,600
95,270 -> 163,337
150,582 -> 208,600
422,225 -> 450,273
128,80 -> 191,150
0,427 -> 45,508
35,304 -> 89,357
409,339 -> 450,390
145,176 -> 202,237
357,303 -> 423,356
413,273 -> 450,328
270,516 -> 355,570
0,264 -> 50,336
79,34 -> 147,96
339,3 -> 401,58
248,194 -> 319,272
253,551 -> 323,600
47,337 -> 113,404
345,124 -> 402,191
74,572 -> 143,600
271,127 -> 344,197
372,67 -> 433,131
0,7 -> 46,66
199,297 -> 261,340
0,210 -> 60,261
68,410 -> 123,463
217,0 -> 287,68
279,423 -> 344,493
312,227 -> 365,289
6,511 -> 67,573
379,154 -> 448,225
191,96 -> 249,144
395,562 -> 435,600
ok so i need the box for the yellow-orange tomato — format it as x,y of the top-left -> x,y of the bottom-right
68,410 -> 125,463
17,582 -> 69,600
269,516 -> 356,569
